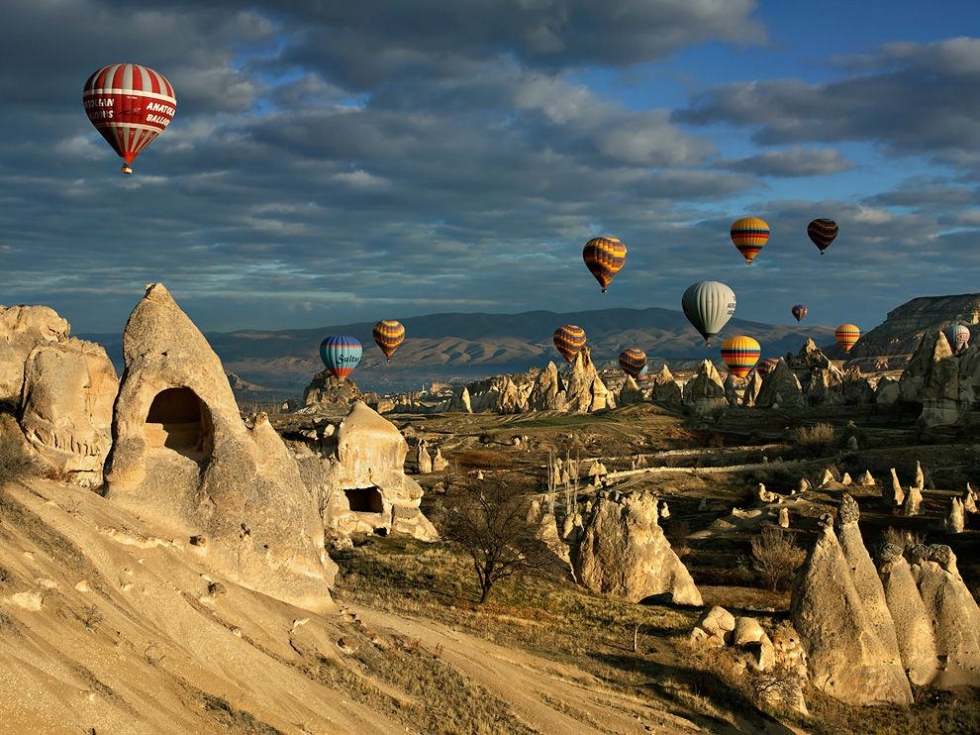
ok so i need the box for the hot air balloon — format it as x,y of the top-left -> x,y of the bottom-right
757,357 -> 780,377
618,348 -> 647,378
319,335 -> 362,379
720,336 -> 761,378
730,217 -> 770,265
372,320 -> 405,361
946,324 -> 971,354
582,236 -> 627,292
681,281 -> 737,346
835,324 -> 860,354
83,64 -> 176,174
791,304 -> 808,323
553,325 -> 586,363
807,219 -> 838,254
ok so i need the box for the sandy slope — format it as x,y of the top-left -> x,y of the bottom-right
0,479 -> 705,734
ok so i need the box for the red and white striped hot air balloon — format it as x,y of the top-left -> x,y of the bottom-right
83,64 -> 176,174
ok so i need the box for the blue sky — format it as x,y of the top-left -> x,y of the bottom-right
2,0 -> 980,336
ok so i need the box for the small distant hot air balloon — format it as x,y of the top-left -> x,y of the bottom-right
681,281 -> 737,346
835,324 -> 860,354
618,348 -> 647,379
372,320 -> 405,361
730,217 -> 770,265
946,324 -> 971,355
582,236 -> 627,292
757,357 -> 780,377
807,219 -> 838,254
720,336 -> 761,378
319,335 -> 362,379
553,325 -> 586,363
791,304 -> 808,323
83,63 -> 176,174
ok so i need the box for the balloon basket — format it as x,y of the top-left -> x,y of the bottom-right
121,164 -> 133,175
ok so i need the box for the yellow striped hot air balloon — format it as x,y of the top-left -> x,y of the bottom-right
372,320 -> 405,361
720,336 -> 761,378
835,324 -> 860,354
553,324 -> 586,363
582,236 -> 627,292
618,348 -> 647,378
730,217 -> 770,265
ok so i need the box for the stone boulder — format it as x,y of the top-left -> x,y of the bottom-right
691,606 -> 736,646
790,518 -> 913,706
574,493 -> 702,606
104,283 -> 335,613
877,544 -> 938,686
18,339 -> 118,487
0,304 -> 70,407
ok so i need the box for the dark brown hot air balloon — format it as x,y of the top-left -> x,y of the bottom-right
618,348 -> 647,378
553,324 -> 586,363
582,236 -> 627,292
807,218 -> 838,254
372,320 -> 405,361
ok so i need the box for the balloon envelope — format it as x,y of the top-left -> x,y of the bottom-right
947,324 -> 970,354
83,63 -> 176,174
720,336 -> 761,378
757,357 -> 780,377
319,335 -> 362,379
618,348 -> 647,378
807,218 -> 838,253
553,325 -> 586,363
681,281 -> 737,345
372,320 -> 405,360
730,217 -> 769,265
582,236 -> 627,292
835,324 -> 860,354
791,304 -> 807,323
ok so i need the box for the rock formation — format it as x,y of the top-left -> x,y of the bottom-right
651,365 -> 683,405
903,485 -> 923,516
303,371 -> 364,412
754,360 -> 805,409
618,375 -> 646,405
682,360 -> 727,415
574,493 -> 702,606
0,304 -> 70,407
885,468 -> 905,508
104,283 -> 336,613
877,544 -> 938,686
944,497 -> 965,533
790,516 -> 913,706
898,331 -> 964,426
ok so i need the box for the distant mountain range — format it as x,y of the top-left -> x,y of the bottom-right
83,306 -> 836,400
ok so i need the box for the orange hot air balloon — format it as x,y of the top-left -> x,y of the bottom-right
553,325 -> 586,363
835,324 -> 860,354
720,336 -> 761,378
372,320 -> 405,361
730,217 -> 770,265
582,236 -> 627,292
83,63 -> 176,174
618,348 -> 647,378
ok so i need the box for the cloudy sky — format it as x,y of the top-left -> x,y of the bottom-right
4,0 -> 980,335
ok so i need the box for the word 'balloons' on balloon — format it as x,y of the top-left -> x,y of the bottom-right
582,236 -> 627,292
618,348 -> 647,379
319,335 -> 362,379
834,324 -> 860,354
721,336 -> 761,378
681,281 -> 737,346
553,325 -> 586,363
947,324 -> 970,355
730,218 -> 769,265
807,219 -> 838,254
791,304 -> 808,323
83,64 -> 176,174
373,320 -> 406,361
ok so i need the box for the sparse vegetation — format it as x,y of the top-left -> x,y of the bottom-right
791,422 -> 837,454
750,527 -> 807,591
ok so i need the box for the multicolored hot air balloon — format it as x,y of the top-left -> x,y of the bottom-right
372,320 -> 405,361
730,217 -> 770,265
618,348 -> 647,379
582,236 -> 627,292
720,336 -> 761,378
835,324 -> 860,354
946,324 -> 971,354
791,304 -> 808,323
553,325 -> 586,363
807,218 -> 838,254
757,357 -> 780,377
681,281 -> 737,346
319,335 -> 362,379
83,63 -> 176,174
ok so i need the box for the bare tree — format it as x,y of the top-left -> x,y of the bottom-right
442,475 -> 545,604
751,526 -> 806,591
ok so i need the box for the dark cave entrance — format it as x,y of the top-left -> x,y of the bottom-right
344,487 -> 384,513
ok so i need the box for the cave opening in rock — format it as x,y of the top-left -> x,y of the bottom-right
144,387 -> 212,459
344,487 -> 384,513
